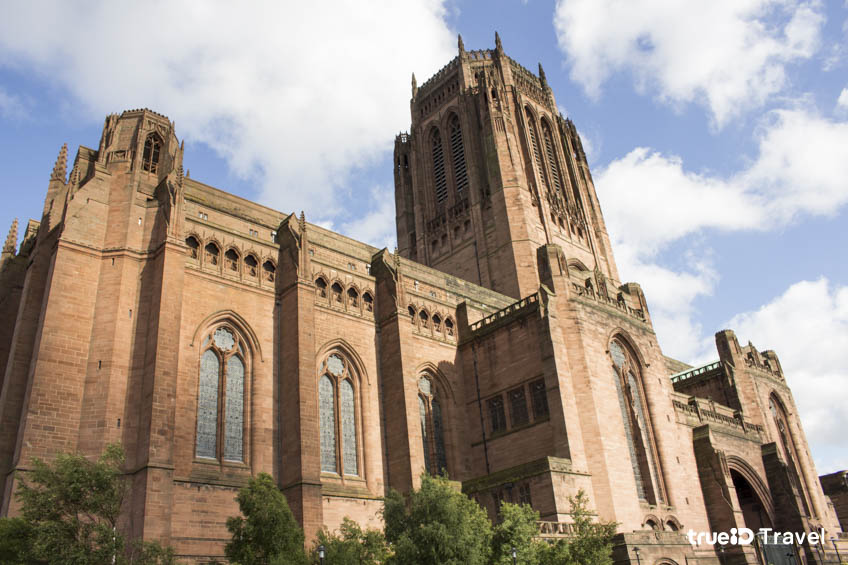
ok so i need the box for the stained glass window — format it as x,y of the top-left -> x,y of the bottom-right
214,327 -> 235,351
530,379 -> 549,420
341,380 -> 357,475
509,387 -> 529,427
327,354 -> 344,377
196,326 -> 249,463
432,397 -> 447,472
224,356 -> 244,461
610,339 -> 659,504
419,395 -> 431,475
418,377 -> 431,396
319,375 -> 337,473
196,350 -> 219,458
488,396 -> 507,433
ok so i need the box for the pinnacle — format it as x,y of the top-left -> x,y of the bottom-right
3,218 -> 18,254
51,143 -> 68,182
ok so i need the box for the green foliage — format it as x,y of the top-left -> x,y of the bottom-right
490,502 -> 545,565
542,490 -> 617,565
383,474 -> 492,565
225,473 -> 306,565
309,517 -> 389,565
0,517 -> 35,564
7,443 -> 173,565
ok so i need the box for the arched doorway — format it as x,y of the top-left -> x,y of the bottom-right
730,469 -> 773,531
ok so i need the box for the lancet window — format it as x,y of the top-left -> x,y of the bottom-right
418,375 -> 447,475
196,325 -> 248,462
319,353 -> 359,476
609,338 -> 662,504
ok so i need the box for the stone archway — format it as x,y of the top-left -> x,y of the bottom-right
730,469 -> 773,532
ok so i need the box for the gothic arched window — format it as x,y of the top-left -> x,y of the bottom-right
142,135 -> 161,173
769,394 -> 812,515
418,375 -> 447,475
318,353 -> 359,476
525,108 -> 547,192
541,119 -> 564,198
609,338 -> 662,504
244,254 -> 258,277
448,115 -> 468,196
185,236 -> 199,260
196,325 -> 247,462
205,242 -> 219,266
431,129 -> 448,204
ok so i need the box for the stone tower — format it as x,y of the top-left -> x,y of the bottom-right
395,32 -> 619,300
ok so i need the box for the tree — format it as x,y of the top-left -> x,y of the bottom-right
542,490 -> 618,565
490,502 -> 546,565
310,517 -> 389,565
383,474 -> 492,565
225,473 -> 306,565
1,443 -> 174,565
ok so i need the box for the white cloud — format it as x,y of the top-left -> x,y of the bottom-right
339,186 -> 398,250
0,86 -> 26,119
726,279 -> 848,474
597,107 -> 848,360
0,1 -> 455,225
553,0 -> 825,127
838,87 -> 848,109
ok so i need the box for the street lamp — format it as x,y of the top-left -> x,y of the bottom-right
633,546 -> 642,565
318,544 -> 326,565
512,546 -> 517,565
832,538 -> 842,564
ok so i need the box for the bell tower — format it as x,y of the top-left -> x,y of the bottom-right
394,33 -> 620,299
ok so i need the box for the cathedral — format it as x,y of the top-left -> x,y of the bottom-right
0,35 -> 844,564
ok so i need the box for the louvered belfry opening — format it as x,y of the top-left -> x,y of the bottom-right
542,120 -> 564,198
448,115 -> 468,196
525,108 -> 547,192
431,129 -> 448,204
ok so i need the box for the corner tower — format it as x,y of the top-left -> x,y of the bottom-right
394,33 -> 620,299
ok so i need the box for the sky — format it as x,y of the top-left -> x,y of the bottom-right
0,1 -> 845,474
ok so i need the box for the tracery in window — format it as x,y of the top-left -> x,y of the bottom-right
419,310 -> 429,329
432,314 -> 442,332
186,236 -> 199,259
609,339 -> 662,504
262,260 -> 275,282
195,325 -> 248,462
225,249 -> 239,272
769,395 -> 812,515
244,254 -> 258,277
348,288 -> 359,308
408,305 -> 416,324
205,242 -> 219,266
318,353 -> 360,476
445,318 -> 455,337
316,277 -> 327,297
530,379 -> 549,420
432,129 -> 448,204
142,134 -> 161,173
363,292 -> 373,312
448,115 -> 468,195
488,395 -> 507,434
332,282 -> 343,303
509,386 -> 529,427
418,375 -> 448,474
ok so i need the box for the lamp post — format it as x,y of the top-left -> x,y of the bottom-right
512,546 -> 517,565
832,538 -> 842,564
318,544 -> 325,565
633,546 -> 642,565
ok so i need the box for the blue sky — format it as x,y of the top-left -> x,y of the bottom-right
0,1 -> 845,473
